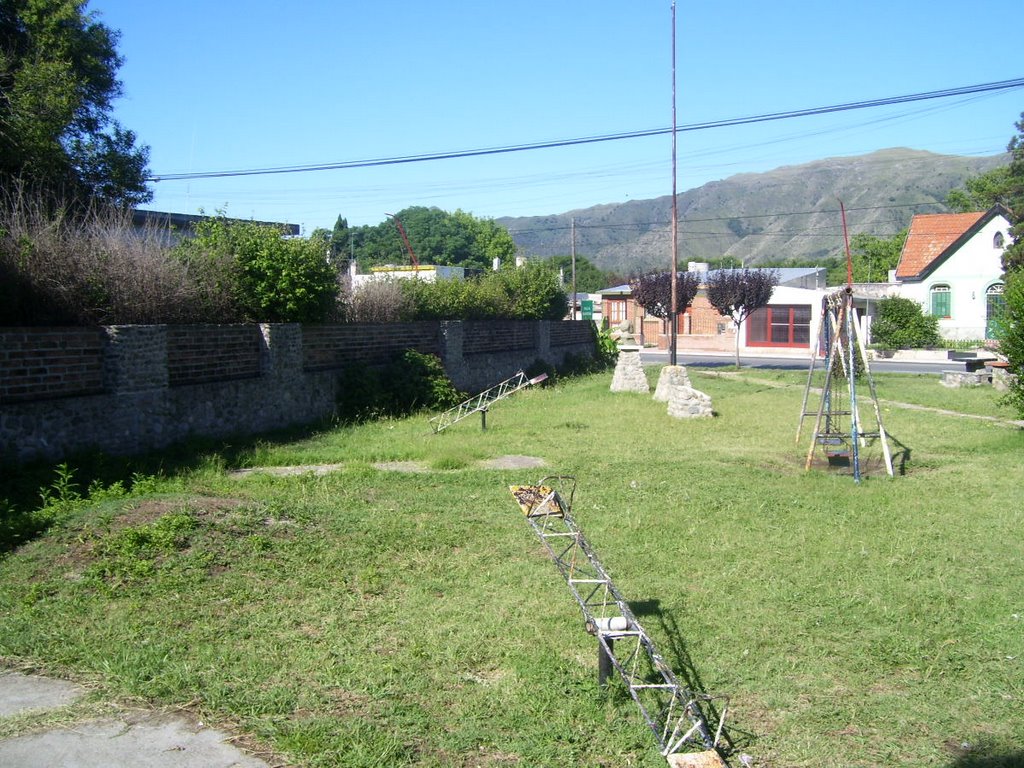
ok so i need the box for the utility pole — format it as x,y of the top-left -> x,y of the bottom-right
669,0 -> 679,366
571,217 -> 578,321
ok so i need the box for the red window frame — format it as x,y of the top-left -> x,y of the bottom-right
746,304 -> 812,348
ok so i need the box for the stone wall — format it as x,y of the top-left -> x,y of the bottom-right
0,320 -> 596,463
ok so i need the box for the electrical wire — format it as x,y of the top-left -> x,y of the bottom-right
148,77 -> 1024,182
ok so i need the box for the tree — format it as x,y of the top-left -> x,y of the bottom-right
706,268 -> 778,367
947,112 -> 1024,272
0,0 -> 151,207
999,271 -> 1024,417
547,254 -> 611,293
344,207 -> 515,271
629,271 -> 699,319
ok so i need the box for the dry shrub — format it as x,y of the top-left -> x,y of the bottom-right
346,279 -> 414,323
0,187 -> 234,325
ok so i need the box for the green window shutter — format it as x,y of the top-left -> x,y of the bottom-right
930,286 -> 951,318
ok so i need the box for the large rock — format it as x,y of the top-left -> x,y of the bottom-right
653,365 -> 692,402
667,385 -> 714,419
610,346 -> 649,393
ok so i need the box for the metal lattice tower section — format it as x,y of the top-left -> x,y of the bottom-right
429,371 -> 547,433
509,478 -> 731,768
797,288 -> 893,482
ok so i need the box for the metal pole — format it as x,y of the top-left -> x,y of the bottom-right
571,217 -> 578,321
669,0 -> 679,366
598,637 -> 614,687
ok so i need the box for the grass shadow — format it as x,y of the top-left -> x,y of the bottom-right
886,432 -> 913,476
948,747 -> 1024,767
0,417 -> 337,554
629,598 -> 756,757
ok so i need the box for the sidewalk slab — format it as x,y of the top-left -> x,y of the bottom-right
0,672 -> 270,768
0,714 -> 270,767
0,672 -> 83,717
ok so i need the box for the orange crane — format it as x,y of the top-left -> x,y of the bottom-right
385,213 -> 419,268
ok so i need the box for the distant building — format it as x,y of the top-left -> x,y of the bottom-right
131,209 -> 300,245
348,262 -> 465,290
599,266 -> 828,355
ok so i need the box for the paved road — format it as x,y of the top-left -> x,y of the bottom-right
640,350 -> 954,375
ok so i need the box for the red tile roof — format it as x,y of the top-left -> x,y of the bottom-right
895,211 -> 986,279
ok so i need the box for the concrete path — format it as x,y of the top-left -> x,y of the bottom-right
0,671 -> 270,768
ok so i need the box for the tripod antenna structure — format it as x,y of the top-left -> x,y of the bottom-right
509,477 -> 731,767
429,370 -> 547,433
797,288 -> 894,481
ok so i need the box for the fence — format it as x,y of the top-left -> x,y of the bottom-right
0,320 -> 597,464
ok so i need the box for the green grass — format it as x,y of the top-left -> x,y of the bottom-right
1,368 -> 1022,767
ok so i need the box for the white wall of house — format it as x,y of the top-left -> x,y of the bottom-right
897,216 -> 1009,340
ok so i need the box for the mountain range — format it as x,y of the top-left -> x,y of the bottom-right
496,148 -> 1009,275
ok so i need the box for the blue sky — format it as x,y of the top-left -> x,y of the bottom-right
94,1 -> 1022,233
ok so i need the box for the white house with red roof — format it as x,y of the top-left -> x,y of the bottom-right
892,204 -> 1012,340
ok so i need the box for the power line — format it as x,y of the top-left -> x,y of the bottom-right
504,200 -> 948,236
148,77 -> 1024,182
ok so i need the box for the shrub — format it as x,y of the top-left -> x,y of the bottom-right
394,262 -> 566,321
0,192 -> 211,324
175,215 -> 339,323
870,296 -> 941,349
381,350 -> 464,414
999,271 -> 1024,417
347,280 -> 415,322
335,350 -> 464,422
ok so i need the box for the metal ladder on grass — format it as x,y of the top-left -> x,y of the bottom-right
429,370 -> 546,433
509,477 -> 732,768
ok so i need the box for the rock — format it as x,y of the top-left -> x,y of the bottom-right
667,385 -> 713,419
653,365 -> 691,402
610,346 -> 650,393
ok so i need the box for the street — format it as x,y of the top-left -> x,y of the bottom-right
640,349 -> 953,375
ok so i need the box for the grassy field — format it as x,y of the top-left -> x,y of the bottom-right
1,366 -> 1022,767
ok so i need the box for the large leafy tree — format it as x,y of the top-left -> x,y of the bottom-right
347,207 -> 515,271
947,112 -> 1024,272
0,0 -> 151,207
706,268 -> 779,367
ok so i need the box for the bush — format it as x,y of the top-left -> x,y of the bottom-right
0,192 -> 212,324
381,349 -> 464,414
335,350 -> 464,422
347,280 -> 414,322
870,296 -> 941,349
175,215 -> 339,323
999,271 -> 1024,417
390,262 -> 567,321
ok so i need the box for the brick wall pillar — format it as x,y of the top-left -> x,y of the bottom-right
103,325 -> 169,394
260,323 -> 303,382
538,320 -> 552,360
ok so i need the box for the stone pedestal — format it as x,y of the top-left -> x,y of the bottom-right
610,346 -> 649,393
653,365 -> 691,402
667,385 -> 713,419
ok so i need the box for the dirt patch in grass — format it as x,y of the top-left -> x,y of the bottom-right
228,456 -> 547,476
478,455 -> 546,470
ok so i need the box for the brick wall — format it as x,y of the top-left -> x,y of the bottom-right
167,325 -> 262,385
1,320 -> 596,463
303,322 -> 441,371
0,328 -> 105,403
